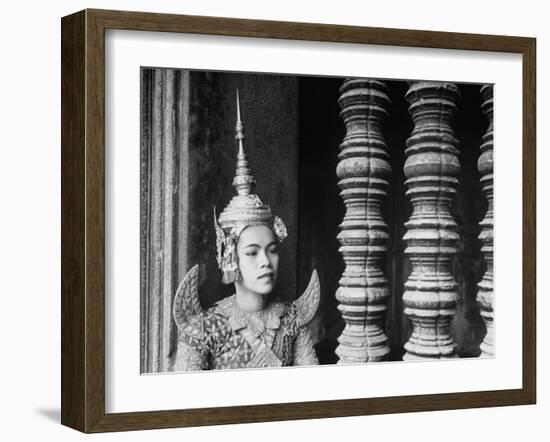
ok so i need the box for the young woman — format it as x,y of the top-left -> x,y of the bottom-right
172,94 -> 320,371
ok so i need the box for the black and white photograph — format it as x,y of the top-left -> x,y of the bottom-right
139,69 -> 493,374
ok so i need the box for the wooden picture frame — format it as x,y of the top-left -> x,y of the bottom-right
61,8 -> 536,433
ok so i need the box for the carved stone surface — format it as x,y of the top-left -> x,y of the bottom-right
141,69 -> 190,373
402,82 -> 460,360
335,78 -> 391,363
477,85 -> 494,357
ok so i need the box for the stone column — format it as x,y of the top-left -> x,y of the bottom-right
140,69 -> 189,373
335,79 -> 391,363
477,85 -> 494,357
402,82 -> 460,360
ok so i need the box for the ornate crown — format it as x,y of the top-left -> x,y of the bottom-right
214,91 -> 287,283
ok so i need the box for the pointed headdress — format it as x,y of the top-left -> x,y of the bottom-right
215,91 -> 287,284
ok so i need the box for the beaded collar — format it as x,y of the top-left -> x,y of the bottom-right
213,295 -> 286,338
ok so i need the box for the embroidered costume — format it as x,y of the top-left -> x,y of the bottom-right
174,292 -> 319,370
173,263 -> 320,370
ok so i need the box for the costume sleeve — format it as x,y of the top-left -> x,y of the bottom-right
173,314 -> 210,371
292,326 -> 319,366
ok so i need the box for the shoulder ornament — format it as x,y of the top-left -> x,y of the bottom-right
293,269 -> 320,327
173,265 -> 203,331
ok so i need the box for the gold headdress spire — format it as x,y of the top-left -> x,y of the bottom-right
215,90 -> 288,284
235,89 -> 244,155
232,90 -> 256,196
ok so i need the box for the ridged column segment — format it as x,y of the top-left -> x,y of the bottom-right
335,78 -> 391,363
402,82 -> 461,360
477,85 -> 494,357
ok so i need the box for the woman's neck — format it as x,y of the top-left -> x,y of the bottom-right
234,284 -> 267,312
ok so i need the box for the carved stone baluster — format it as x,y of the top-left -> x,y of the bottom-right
477,85 -> 494,357
402,82 -> 460,360
335,79 -> 391,363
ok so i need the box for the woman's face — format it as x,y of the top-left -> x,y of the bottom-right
236,225 -> 279,296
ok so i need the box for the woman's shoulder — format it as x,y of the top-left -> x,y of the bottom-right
178,308 -> 232,350
178,299 -> 233,341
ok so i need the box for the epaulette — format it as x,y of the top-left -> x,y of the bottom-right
173,265 -> 203,331
292,269 -> 320,327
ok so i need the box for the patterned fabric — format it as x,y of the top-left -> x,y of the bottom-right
174,295 -> 319,371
